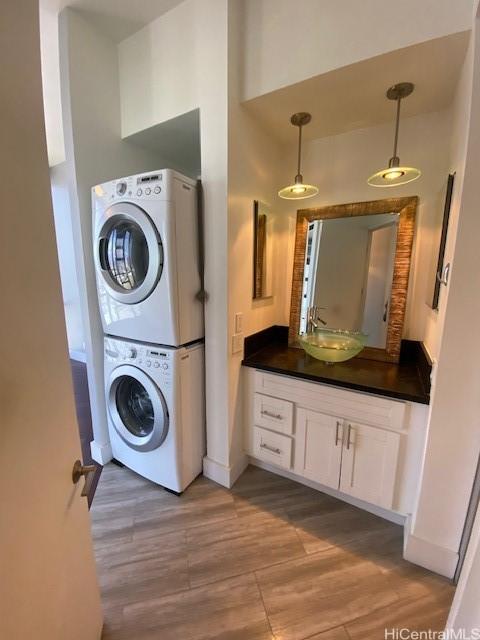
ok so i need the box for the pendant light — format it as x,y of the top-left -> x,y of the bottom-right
278,112 -> 319,199
368,82 -> 421,187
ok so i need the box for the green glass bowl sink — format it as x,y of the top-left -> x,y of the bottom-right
298,328 -> 368,363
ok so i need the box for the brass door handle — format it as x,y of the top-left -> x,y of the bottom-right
72,459 -> 96,497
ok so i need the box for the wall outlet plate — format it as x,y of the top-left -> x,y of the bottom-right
235,312 -> 243,333
232,333 -> 244,355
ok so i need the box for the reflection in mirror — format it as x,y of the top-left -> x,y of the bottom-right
253,200 -> 273,299
300,213 -> 400,349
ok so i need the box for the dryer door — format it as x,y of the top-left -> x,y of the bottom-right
107,365 -> 169,452
95,202 -> 164,304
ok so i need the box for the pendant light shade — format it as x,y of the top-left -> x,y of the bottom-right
368,82 -> 421,188
279,112 -> 319,200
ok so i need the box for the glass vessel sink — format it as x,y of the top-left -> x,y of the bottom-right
298,328 -> 368,364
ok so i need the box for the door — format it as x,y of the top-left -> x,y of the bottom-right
107,365 -> 169,452
340,422 -> 400,509
95,202 -> 164,304
300,220 -> 322,333
362,223 -> 397,347
0,4 -> 102,639
295,409 -> 343,489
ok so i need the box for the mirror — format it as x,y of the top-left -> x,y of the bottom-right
300,213 -> 399,348
253,200 -> 273,299
289,197 -> 417,362
430,173 -> 454,310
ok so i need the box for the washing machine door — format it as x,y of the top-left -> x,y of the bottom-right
95,202 -> 163,304
107,365 -> 169,452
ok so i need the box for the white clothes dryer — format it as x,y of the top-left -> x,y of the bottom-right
93,169 -> 204,347
104,336 -> 205,493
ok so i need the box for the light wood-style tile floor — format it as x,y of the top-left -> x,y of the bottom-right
91,463 -> 454,640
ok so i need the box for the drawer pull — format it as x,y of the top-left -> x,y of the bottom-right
260,442 -> 282,455
261,410 -> 283,420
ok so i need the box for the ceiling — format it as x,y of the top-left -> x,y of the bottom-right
244,31 -> 470,146
40,0 -> 184,41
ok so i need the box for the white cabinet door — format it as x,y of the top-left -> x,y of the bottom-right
295,409 -> 343,489
340,421 -> 400,509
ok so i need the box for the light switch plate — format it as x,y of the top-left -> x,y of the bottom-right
234,312 -> 243,333
232,333 -> 244,354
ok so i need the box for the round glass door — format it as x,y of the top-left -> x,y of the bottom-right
103,220 -> 149,291
115,376 -> 154,437
96,203 -> 164,305
108,365 -> 169,452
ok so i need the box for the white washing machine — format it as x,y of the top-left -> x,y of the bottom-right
93,169 -> 204,346
104,336 -> 205,492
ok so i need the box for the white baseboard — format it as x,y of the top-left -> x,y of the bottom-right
90,439 -> 113,465
69,348 -> 87,363
203,454 -> 248,488
248,456 -> 406,526
404,515 -> 459,578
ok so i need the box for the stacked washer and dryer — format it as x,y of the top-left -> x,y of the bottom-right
92,169 -> 205,493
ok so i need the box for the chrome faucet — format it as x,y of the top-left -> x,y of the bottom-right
307,305 -> 327,332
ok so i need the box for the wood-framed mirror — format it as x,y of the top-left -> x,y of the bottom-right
288,196 -> 417,363
253,200 -> 273,299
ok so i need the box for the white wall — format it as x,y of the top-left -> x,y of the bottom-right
241,0 -> 475,100
50,161 -> 85,352
117,0 -> 474,486
119,0 -> 200,137
117,0 -> 232,482
40,6 -> 65,166
280,108 -> 452,359
226,0 -> 293,478
405,13 -> 480,578
59,8 -> 173,463
448,502 -> 480,632
423,34 -> 475,357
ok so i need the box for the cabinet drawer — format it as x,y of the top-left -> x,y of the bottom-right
253,426 -> 292,469
254,393 -> 293,435
254,370 -> 406,431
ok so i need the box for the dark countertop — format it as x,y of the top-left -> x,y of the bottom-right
242,334 -> 430,404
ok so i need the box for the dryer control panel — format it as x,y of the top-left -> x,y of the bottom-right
92,169 -> 195,206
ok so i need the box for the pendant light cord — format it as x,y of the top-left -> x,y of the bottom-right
392,97 -> 401,159
296,124 -> 303,179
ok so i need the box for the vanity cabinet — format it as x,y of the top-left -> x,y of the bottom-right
243,369 -> 425,516
289,407 -> 399,509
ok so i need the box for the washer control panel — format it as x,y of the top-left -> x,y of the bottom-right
105,339 -> 173,383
